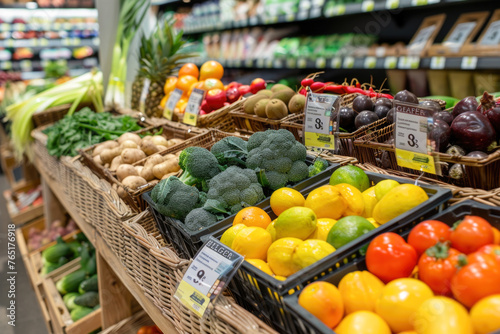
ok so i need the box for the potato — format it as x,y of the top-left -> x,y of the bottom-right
93,140 -> 119,157
109,156 -> 122,172
122,175 -> 148,190
144,154 -> 165,168
121,148 -> 146,164
156,145 -> 168,152
116,186 -> 127,199
135,166 -> 144,175
101,147 -> 122,164
140,140 -> 160,156
116,164 -> 138,181
93,154 -> 103,166
152,159 -> 180,179
142,135 -> 153,142
167,138 -> 184,147
164,154 -> 176,161
151,135 -> 169,147
140,166 -> 155,181
118,133 -> 141,145
121,140 -> 138,149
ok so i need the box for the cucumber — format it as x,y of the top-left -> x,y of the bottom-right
85,254 -> 96,276
79,275 -> 98,293
66,241 -> 81,257
70,306 -> 94,322
74,291 -> 99,308
57,269 -> 87,295
42,243 -> 71,263
41,262 -> 61,276
63,292 -> 80,311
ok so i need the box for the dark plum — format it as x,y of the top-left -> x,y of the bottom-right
428,119 -> 451,152
451,112 -> 497,152
355,110 -> 379,129
374,105 -> 391,119
477,92 -> 500,133
433,111 -> 454,125
387,108 -> 395,124
419,100 -> 441,113
394,90 -> 419,104
337,107 -> 356,131
452,96 -> 478,118
374,97 -> 393,109
352,95 -> 374,112
466,151 -> 489,159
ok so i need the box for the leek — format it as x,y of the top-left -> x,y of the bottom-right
104,0 -> 150,108
5,70 -> 103,160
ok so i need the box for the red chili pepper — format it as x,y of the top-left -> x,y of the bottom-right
298,88 -> 307,96
323,85 -> 347,94
301,78 -> 315,87
310,82 -> 326,93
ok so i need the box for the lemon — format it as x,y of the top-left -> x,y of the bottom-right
307,218 -> 337,241
270,187 -> 305,216
366,217 -> 380,228
267,238 -> 303,277
329,165 -> 370,192
266,219 -> 277,241
334,183 -> 365,216
372,184 -> 429,224
232,226 -> 272,261
305,185 -> 347,220
246,259 -> 275,276
220,224 -> 247,248
275,207 -> 317,240
374,179 -> 400,201
361,186 -> 378,218
274,275 -> 287,281
292,239 -> 336,269
327,216 -> 375,249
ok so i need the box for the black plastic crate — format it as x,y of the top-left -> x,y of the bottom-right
283,200 -> 500,334
206,171 -> 452,333
143,157 -> 339,260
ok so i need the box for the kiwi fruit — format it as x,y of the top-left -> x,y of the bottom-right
265,99 -> 288,119
288,94 -> 306,114
271,90 -> 296,106
254,98 -> 270,117
243,95 -> 266,114
271,84 -> 293,93
257,89 -> 273,98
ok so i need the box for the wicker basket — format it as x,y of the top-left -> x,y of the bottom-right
32,102 -> 94,129
354,123 -> 500,190
100,311 -> 154,334
32,126 -> 66,182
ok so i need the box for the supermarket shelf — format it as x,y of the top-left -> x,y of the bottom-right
195,56 -> 500,71
0,37 -> 99,48
1,57 -> 99,73
32,156 -> 178,334
182,0 -> 471,35
0,22 -> 99,32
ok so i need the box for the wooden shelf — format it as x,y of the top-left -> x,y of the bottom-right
31,155 -> 178,334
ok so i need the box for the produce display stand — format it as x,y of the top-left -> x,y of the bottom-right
3,179 -> 43,225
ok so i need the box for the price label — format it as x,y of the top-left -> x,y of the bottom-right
461,56 -> 478,70
303,92 -> 339,150
1,23 -> 9,31
362,1 -> 375,12
256,58 -> 264,68
245,59 -> 253,67
249,16 -> 259,25
331,57 -> 342,69
175,238 -> 243,317
183,88 -> 205,126
1,61 -> 12,70
394,101 -> 438,174
297,58 -> 307,69
386,0 -> 399,9
479,20 -> 500,46
364,56 -> 377,69
72,37 -> 81,46
63,22 -> 72,30
163,88 -> 183,120
234,59 -> 242,67
53,23 -> 61,30
13,23 -> 25,31
63,38 -> 71,46
20,60 -> 32,71
287,58 -> 297,68
310,7 -> 322,18
335,5 -> 347,15
316,57 -> 326,69
297,11 -> 309,20
40,38 -> 49,46
266,59 -> 273,68
343,56 -> 355,69
398,56 -> 420,69
286,14 -> 295,22
412,0 -> 427,5
273,59 -> 283,68
430,56 -> 446,69
6,40 -> 14,47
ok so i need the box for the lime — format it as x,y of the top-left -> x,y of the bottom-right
275,207 -> 317,240
374,179 -> 400,201
329,165 -> 370,192
326,216 -> 375,249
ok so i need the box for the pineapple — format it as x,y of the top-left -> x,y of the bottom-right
130,74 -> 144,111
137,17 -> 194,117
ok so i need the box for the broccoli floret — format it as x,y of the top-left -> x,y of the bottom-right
184,208 -> 218,232
178,146 -> 222,188
204,166 -> 265,214
308,157 -> 329,177
151,176 -> 200,220
210,136 -> 248,167
245,129 -> 310,190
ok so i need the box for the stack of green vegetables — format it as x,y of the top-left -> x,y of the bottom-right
43,107 -> 141,157
150,129 -> 329,232
56,240 -> 99,322
5,70 -> 103,159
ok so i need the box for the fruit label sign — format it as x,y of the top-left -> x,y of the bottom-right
303,91 -> 339,150
183,88 -> 205,126
394,102 -> 439,174
480,20 -> 500,46
163,88 -> 183,120
174,237 -> 243,318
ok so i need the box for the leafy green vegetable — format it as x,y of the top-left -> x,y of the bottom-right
43,108 -> 141,157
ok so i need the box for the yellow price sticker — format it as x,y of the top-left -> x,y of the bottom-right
183,88 -> 204,126
395,148 -> 437,174
304,132 -> 336,150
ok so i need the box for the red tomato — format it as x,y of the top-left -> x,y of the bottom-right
408,220 -> 451,256
476,244 -> 500,263
450,216 -> 494,254
451,252 -> 500,308
417,242 -> 464,296
366,232 -> 418,283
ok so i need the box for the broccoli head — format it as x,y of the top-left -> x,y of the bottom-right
204,166 -> 265,214
151,176 -> 200,221
210,136 -> 248,167
184,208 -> 218,232
178,146 -> 222,188
308,157 -> 329,177
246,129 -> 309,190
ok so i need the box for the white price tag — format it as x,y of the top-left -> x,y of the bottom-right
398,56 -> 420,69
245,59 -> 253,67
331,57 -> 342,69
316,57 -> 326,69
1,23 -> 9,31
174,238 -> 243,318
362,1 -> 375,12
310,7 -> 322,18
249,16 -> 259,25
20,60 -> 32,71
343,56 -> 355,69
297,58 -> 307,69
430,56 -> 446,69
164,88 -> 183,120
297,11 -> 309,20
287,58 -> 297,68
334,5 -> 347,16
364,56 -> 377,69
386,0 -> 399,9
1,61 -> 12,70
480,20 -> 500,46
304,92 -> 339,150
273,59 -> 283,68
256,58 -> 264,68
461,56 -> 478,70
234,59 -> 242,67
266,59 -> 273,68
183,88 -> 205,126
286,14 -> 295,22
412,0 -> 427,5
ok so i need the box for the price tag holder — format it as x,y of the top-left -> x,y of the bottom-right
398,56 -> 420,69
273,59 -> 283,68
163,88 -> 183,120
20,60 -> 32,71
245,59 -> 253,67
303,91 -> 339,150
287,58 -> 297,68
343,56 -> 355,69
174,237 -> 243,318
364,56 -> 377,69
362,1 -> 375,12
331,57 -> 342,69
461,56 -> 478,70
297,58 -> 307,69
315,57 -> 326,69
394,101 -> 440,174
1,61 -> 12,70
183,88 -> 205,126
334,5 -> 347,16
386,0 -> 399,9
430,56 -> 446,69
